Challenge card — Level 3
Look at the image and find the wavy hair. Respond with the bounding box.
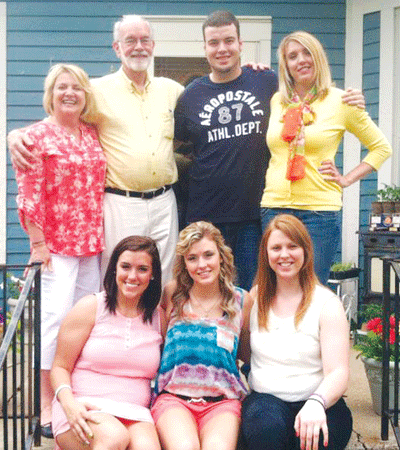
[172,221,237,320]
[255,214,318,330]
[103,236,162,323]
[42,63,94,122]
[278,31,332,104]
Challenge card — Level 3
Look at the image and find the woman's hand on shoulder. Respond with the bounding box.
[295,400,328,450]
[243,61,270,71]
[341,87,365,109]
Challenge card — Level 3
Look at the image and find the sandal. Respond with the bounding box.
[41,423,54,439]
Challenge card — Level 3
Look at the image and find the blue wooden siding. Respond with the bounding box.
[359,11,381,291]
[6,0,345,265]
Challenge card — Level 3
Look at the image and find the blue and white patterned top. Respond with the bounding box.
[155,287,248,400]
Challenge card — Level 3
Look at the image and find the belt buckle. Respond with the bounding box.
[187,397,206,404]
[126,190,130,198]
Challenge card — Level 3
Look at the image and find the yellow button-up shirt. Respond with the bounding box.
[89,68,184,191]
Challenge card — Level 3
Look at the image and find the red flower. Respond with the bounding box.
[367,317,383,334]
[366,316,398,344]
[390,329,396,345]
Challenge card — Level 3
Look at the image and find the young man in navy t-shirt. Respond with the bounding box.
[174,10,278,290]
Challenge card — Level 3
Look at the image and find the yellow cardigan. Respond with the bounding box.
[261,87,392,210]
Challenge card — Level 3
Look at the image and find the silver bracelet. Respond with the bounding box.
[55,384,72,400]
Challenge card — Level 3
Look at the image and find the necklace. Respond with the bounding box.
[189,292,222,318]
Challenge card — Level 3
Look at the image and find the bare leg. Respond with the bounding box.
[126,421,161,450]
[40,369,53,425]
[200,412,240,450]
[156,407,200,450]
[56,413,130,450]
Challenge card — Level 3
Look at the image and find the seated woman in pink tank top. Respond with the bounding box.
[50,236,165,450]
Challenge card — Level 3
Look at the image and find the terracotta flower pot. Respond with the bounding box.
[371,201,384,215]
[382,201,395,214]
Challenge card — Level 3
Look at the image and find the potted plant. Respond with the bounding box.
[329,262,361,280]
[391,185,400,213]
[373,184,400,214]
[354,303,399,415]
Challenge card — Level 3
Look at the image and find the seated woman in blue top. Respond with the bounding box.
[151,221,252,450]
[241,214,352,450]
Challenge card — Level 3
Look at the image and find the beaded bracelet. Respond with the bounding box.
[55,384,72,400]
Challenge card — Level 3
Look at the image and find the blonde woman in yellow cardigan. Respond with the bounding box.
[260,31,392,285]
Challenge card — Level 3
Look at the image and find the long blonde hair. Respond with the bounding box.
[278,31,332,104]
[255,214,318,330]
[172,221,237,320]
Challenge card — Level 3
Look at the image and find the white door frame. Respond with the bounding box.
[145,15,272,72]
[343,0,399,266]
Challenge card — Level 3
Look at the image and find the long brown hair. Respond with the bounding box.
[103,236,162,323]
[255,214,318,330]
[172,221,237,320]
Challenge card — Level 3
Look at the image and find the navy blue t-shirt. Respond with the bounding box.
[174,67,278,224]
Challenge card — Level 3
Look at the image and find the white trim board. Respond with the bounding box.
[343,0,400,265]
[145,15,272,72]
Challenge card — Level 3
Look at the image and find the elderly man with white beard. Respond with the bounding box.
[91,15,183,283]
[10,15,184,285]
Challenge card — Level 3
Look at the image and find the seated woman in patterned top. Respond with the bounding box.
[151,221,252,450]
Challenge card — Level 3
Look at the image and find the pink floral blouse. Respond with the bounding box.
[15,121,107,257]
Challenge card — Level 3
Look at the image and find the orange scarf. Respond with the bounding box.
[281,87,317,181]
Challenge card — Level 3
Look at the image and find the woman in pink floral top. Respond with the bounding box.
[14,63,106,437]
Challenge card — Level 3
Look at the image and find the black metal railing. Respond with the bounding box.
[381,256,400,445]
[0,264,41,450]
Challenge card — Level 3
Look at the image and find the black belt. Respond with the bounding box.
[163,391,225,403]
[105,185,171,199]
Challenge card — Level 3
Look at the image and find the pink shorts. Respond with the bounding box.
[151,393,241,431]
